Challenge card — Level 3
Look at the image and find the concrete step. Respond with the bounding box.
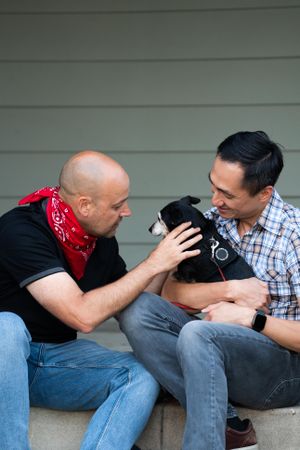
[28,327,300,449]
[29,403,300,450]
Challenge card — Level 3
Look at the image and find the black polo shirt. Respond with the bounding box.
[0,202,127,343]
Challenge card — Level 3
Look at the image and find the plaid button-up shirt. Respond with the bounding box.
[205,189,300,320]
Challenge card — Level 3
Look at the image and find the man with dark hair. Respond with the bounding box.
[0,150,202,450]
[120,131,300,450]
[217,130,283,195]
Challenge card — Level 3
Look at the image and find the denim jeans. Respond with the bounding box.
[119,292,300,450]
[0,311,159,450]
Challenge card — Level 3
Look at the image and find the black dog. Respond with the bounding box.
[149,196,254,283]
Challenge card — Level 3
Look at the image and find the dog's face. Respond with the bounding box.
[149,196,208,237]
[149,195,254,286]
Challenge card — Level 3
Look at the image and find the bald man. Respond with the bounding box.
[0,151,201,450]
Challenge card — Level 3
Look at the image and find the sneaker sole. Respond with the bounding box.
[231,445,259,450]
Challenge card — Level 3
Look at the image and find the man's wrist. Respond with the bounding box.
[223,280,236,301]
[142,257,161,279]
[243,308,257,328]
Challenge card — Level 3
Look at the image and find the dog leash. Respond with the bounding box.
[211,258,227,281]
[210,237,227,282]
[172,239,227,312]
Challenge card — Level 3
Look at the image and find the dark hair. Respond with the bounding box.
[217,131,284,196]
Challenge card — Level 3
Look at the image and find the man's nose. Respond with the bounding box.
[120,202,132,217]
[211,191,223,207]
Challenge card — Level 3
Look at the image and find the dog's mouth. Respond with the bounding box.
[149,212,169,237]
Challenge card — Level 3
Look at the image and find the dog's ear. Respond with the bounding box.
[180,196,201,206]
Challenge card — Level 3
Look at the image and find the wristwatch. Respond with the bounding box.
[251,310,267,332]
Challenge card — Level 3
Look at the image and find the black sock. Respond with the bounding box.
[227,416,248,431]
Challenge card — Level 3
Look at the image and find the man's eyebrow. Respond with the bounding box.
[112,197,128,207]
[208,172,234,197]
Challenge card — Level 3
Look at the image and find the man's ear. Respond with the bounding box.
[77,196,92,217]
[259,186,273,204]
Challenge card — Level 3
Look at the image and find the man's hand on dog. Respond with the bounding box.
[146,222,202,273]
[227,278,270,312]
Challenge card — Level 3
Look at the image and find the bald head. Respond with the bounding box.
[59,150,128,200]
[58,151,131,237]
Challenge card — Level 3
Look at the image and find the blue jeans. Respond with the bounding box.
[119,293,300,450]
[0,311,159,450]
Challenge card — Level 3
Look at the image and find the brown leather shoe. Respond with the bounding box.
[226,419,258,450]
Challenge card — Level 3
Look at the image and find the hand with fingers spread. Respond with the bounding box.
[146,222,202,274]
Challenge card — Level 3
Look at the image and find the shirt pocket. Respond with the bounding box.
[254,257,287,285]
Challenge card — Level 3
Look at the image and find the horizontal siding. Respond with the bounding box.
[1,2,299,269]
[0,106,299,152]
[1,0,300,13]
[0,8,299,60]
[0,150,298,199]
[1,59,300,106]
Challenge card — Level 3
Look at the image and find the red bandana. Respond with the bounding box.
[19,186,97,280]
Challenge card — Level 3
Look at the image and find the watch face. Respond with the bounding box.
[215,247,229,261]
[252,311,267,332]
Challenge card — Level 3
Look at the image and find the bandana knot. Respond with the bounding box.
[19,186,97,279]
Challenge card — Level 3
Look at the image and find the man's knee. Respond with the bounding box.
[177,321,246,366]
[119,292,162,332]
[111,353,160,399]
[0,312,31,356]
[177,320,219,357]
[131,361,160,398]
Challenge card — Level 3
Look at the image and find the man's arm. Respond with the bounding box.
[161,273,270,311]
[144,272,169,294]
[202,301,300,352]
[27,223,201,333]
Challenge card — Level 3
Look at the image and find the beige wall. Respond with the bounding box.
[0,0,300,267]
